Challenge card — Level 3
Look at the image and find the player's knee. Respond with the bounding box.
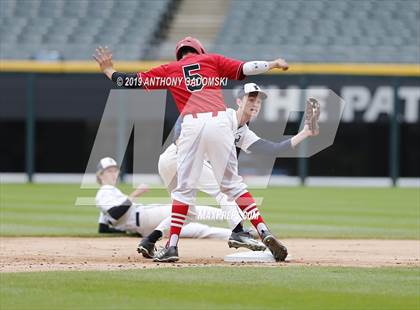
[220,184,247,201]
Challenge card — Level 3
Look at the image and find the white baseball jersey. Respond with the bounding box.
[225,108,261,154]
[96,185,137,233]
[96,185,231,239]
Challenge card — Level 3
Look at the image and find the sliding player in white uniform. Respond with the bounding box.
[138,83,320,259]
[95,157,242,240]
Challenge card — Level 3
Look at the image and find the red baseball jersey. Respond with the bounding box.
[136,53,246,115]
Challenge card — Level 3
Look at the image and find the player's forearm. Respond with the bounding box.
[128,192,142,200]
[290,128,311,148]
[111,72,142,88]
[248,138,293,155]
[268,61,280,70]
[129,184,149,199]
[103,67,116,80]
[242,59,288,75]
[242,61,270,75]
[248,129,311,155]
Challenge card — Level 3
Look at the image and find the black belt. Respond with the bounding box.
[135,211,140,227]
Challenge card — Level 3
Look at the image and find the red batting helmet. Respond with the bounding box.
[175,36,206,60]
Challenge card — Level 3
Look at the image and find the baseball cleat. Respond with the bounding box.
[137,238,156,259]
[261,231,288,262]
[247,228,260,240]
[153,246,179,262]
[228,231,266,251]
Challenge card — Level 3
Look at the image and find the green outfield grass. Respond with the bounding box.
[0,184,419,239]
[1,266,419,310]
[1,184,419,310]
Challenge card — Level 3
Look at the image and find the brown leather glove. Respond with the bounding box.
[304,98,321,135]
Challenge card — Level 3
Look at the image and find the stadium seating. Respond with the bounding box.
[213,0,419,63]
[0,0,174,60]
[0,0,418,63]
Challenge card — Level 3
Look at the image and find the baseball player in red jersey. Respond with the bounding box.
[94,37,289,262]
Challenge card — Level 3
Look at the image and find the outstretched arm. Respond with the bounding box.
[247,138,292,155]
[93,46,141,87]
[247,98,321,155]
[247,124,316,156]
[128,184,149,201]
[243,58,289,75]
[290,124,316,148]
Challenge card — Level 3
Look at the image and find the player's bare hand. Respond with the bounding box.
[137,183,149,193]
[273,58,289,71]
[131,183,149,198]
[93,46,114,72]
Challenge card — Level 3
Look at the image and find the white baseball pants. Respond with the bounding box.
[171,111,248,206]
[138,204,230,240]
[159,141,245,230]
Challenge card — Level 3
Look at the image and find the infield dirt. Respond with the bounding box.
[1,237,419,272]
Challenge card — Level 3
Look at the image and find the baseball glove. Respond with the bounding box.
[304,98,321,135]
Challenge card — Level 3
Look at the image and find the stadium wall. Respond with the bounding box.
[0,61,419,186]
